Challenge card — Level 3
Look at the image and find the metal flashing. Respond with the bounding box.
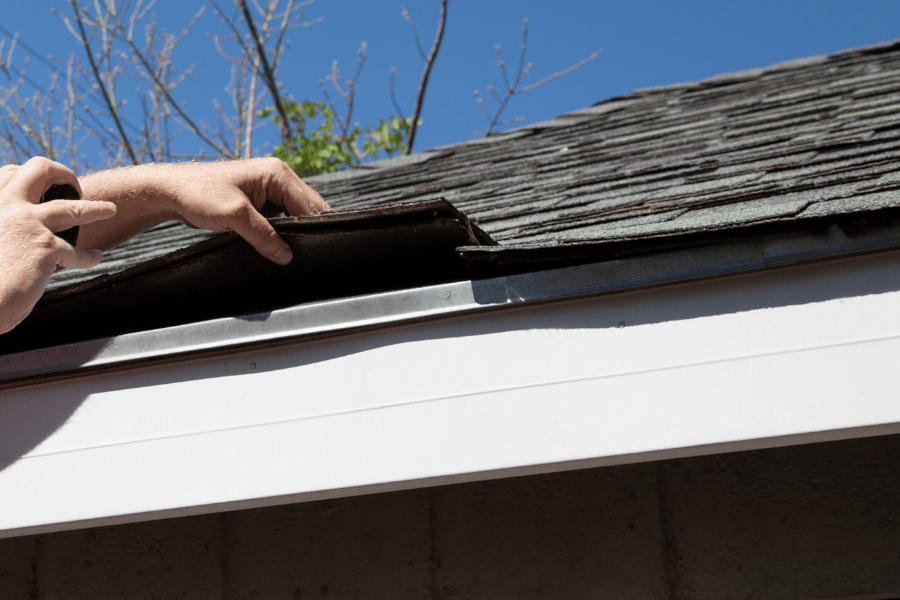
[3,219,900,389]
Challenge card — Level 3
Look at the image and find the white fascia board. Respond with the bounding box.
[2,245,900,537]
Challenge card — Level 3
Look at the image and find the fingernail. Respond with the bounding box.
[274,246,293,265]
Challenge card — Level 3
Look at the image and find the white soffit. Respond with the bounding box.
[1,229,900,537]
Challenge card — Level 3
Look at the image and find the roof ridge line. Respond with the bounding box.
[624,38,900,99]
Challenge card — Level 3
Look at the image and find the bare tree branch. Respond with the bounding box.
[210,0,255,59]
[244,54,261,158]
[238,0,293,146]
[210,0,315,158]
[324,42,367,139]
[68,0,138,164]
[515,17,529,83]
[496,44,511,92]
[15,11,148,139]
[488,84,501,104]
[0,36,114,162]
[318,77,337,118]
[400,6,427,62]
[114,22,230,156]
[210,0,260,158]
[0,1,595,173]
[472,90,491,119]
[389,66,404,119]
[406,0,448,155]
[476,18,601,136]
[516,49,602,94]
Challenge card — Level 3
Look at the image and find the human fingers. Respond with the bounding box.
[3,157,81,205]
[55,240,104,269]
[35,199,117,233]
[287,174,330,214]
[257,157,330,216]
[225,198,294,265]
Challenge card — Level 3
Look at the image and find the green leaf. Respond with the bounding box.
[265,100,413,177]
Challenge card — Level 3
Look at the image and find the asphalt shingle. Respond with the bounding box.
[49,38,900,290]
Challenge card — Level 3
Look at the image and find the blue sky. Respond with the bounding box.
[2,1,898,161]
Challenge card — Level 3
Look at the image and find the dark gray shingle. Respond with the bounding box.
[50,38,900,290]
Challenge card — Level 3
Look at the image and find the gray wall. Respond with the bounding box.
[2,434,899,600]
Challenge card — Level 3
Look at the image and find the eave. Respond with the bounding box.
[2,219,900,538]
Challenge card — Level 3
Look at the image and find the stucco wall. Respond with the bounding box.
[2,434,899,600]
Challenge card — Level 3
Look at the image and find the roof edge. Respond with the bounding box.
[629,38,900,98]
[5,214,900,388]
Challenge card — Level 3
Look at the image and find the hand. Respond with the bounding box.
[78,158,330,265]
[170,158,330,265]
[0,157,116,334]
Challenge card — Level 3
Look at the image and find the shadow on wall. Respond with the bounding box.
[2,248,899,475]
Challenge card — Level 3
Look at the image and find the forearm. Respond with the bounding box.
[76,164,179,251]
[74,158,327,263]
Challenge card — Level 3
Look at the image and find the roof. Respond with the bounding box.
[45,38,900,293]
[322,50,900,246]
[313,39,900,248]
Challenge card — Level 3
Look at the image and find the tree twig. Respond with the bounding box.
[477,18,601,136]
[496,44,511,92]
[238,0,294,146]
[400,7,427,62]
[517,49,602,94]
[115,26,230,156]
[0,33,120,154]
[68,0,138,164]
[245,54,261,158]
[325,42,367,139]
[515,18,529,83]
[0,19,123,129]
[211,0,313,157]
[389,67,404,118]
[271,0,295,72]
[406,0,448,155]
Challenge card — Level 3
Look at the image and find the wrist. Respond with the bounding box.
[77,164,182,250]
[82,164,180,222]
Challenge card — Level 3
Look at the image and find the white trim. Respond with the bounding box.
[1,249,900,538]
